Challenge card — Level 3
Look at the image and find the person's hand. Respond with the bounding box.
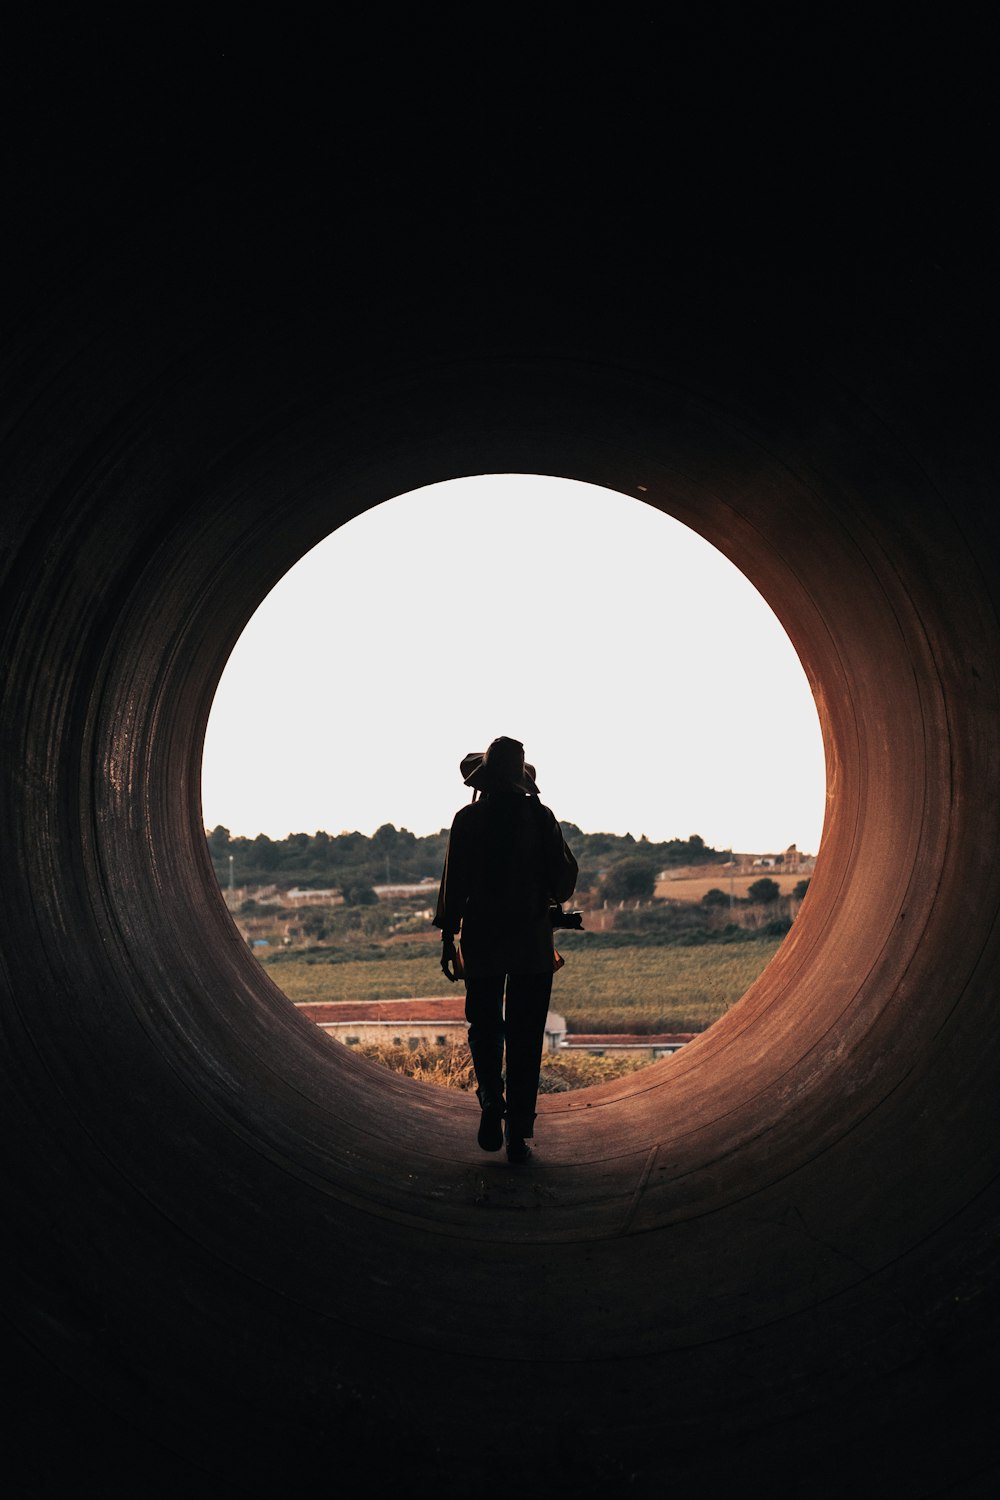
[440,938,460,983]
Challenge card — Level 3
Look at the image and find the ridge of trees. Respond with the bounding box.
[205,822,726,893]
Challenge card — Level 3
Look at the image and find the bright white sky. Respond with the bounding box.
[201,475,826,855]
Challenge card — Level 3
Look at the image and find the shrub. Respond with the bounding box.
[239,897,284,916]
[299,908,331,939]
[598,856,658,903]
[342,883,379,906]
[747,877,781,905]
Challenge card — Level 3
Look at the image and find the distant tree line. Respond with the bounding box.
[206,822,726,895]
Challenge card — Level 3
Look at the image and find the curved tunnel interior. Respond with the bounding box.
[4,152,1000,1494]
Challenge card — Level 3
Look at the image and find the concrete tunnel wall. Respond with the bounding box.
[3,115,1000,1497]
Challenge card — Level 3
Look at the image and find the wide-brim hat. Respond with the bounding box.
[461,737,539,795]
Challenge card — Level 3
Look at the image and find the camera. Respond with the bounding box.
[549,903,584,930]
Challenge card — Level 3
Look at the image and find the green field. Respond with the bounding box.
[547,939,782,1031]
[263,936,782,1034]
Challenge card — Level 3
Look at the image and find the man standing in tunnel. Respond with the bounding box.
[435,737,579,1163]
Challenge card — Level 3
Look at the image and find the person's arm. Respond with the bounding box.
[439,933,460,983]
[545,807,579,904]
[433,811,469,982]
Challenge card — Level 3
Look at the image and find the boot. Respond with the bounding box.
[476,1086,505,1152]
[504,1120,532,1164]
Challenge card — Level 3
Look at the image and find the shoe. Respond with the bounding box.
[505,1132,532,1165]
[477,1098,505,1152]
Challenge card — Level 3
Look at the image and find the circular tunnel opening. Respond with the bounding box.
[85,357,961,1234]
[200,472,826,1104]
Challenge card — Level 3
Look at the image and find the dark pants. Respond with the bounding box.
[465,971,553,1138]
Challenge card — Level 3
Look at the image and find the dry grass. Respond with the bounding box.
[343,1037,654,1091]
[537,1051,654,1090]
[350,1038,478,1089]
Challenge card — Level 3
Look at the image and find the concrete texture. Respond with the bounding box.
[2,36,998,1498]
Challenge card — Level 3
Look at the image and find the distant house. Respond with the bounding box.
[750,847,816,874]
[297,1001,696,1062]
[372,881,440,901]
[297,997,567,1054]
[561,1032,695,1059]
[284,888,344,904]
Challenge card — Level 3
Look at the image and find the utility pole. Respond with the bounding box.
[229,854,234,894]
[729,847,735,910]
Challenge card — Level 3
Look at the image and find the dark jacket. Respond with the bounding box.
[434,790,578,977]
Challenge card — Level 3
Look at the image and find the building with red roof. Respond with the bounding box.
[296,1000,694,1059]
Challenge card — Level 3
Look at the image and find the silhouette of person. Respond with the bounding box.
[435,737,578,1163]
